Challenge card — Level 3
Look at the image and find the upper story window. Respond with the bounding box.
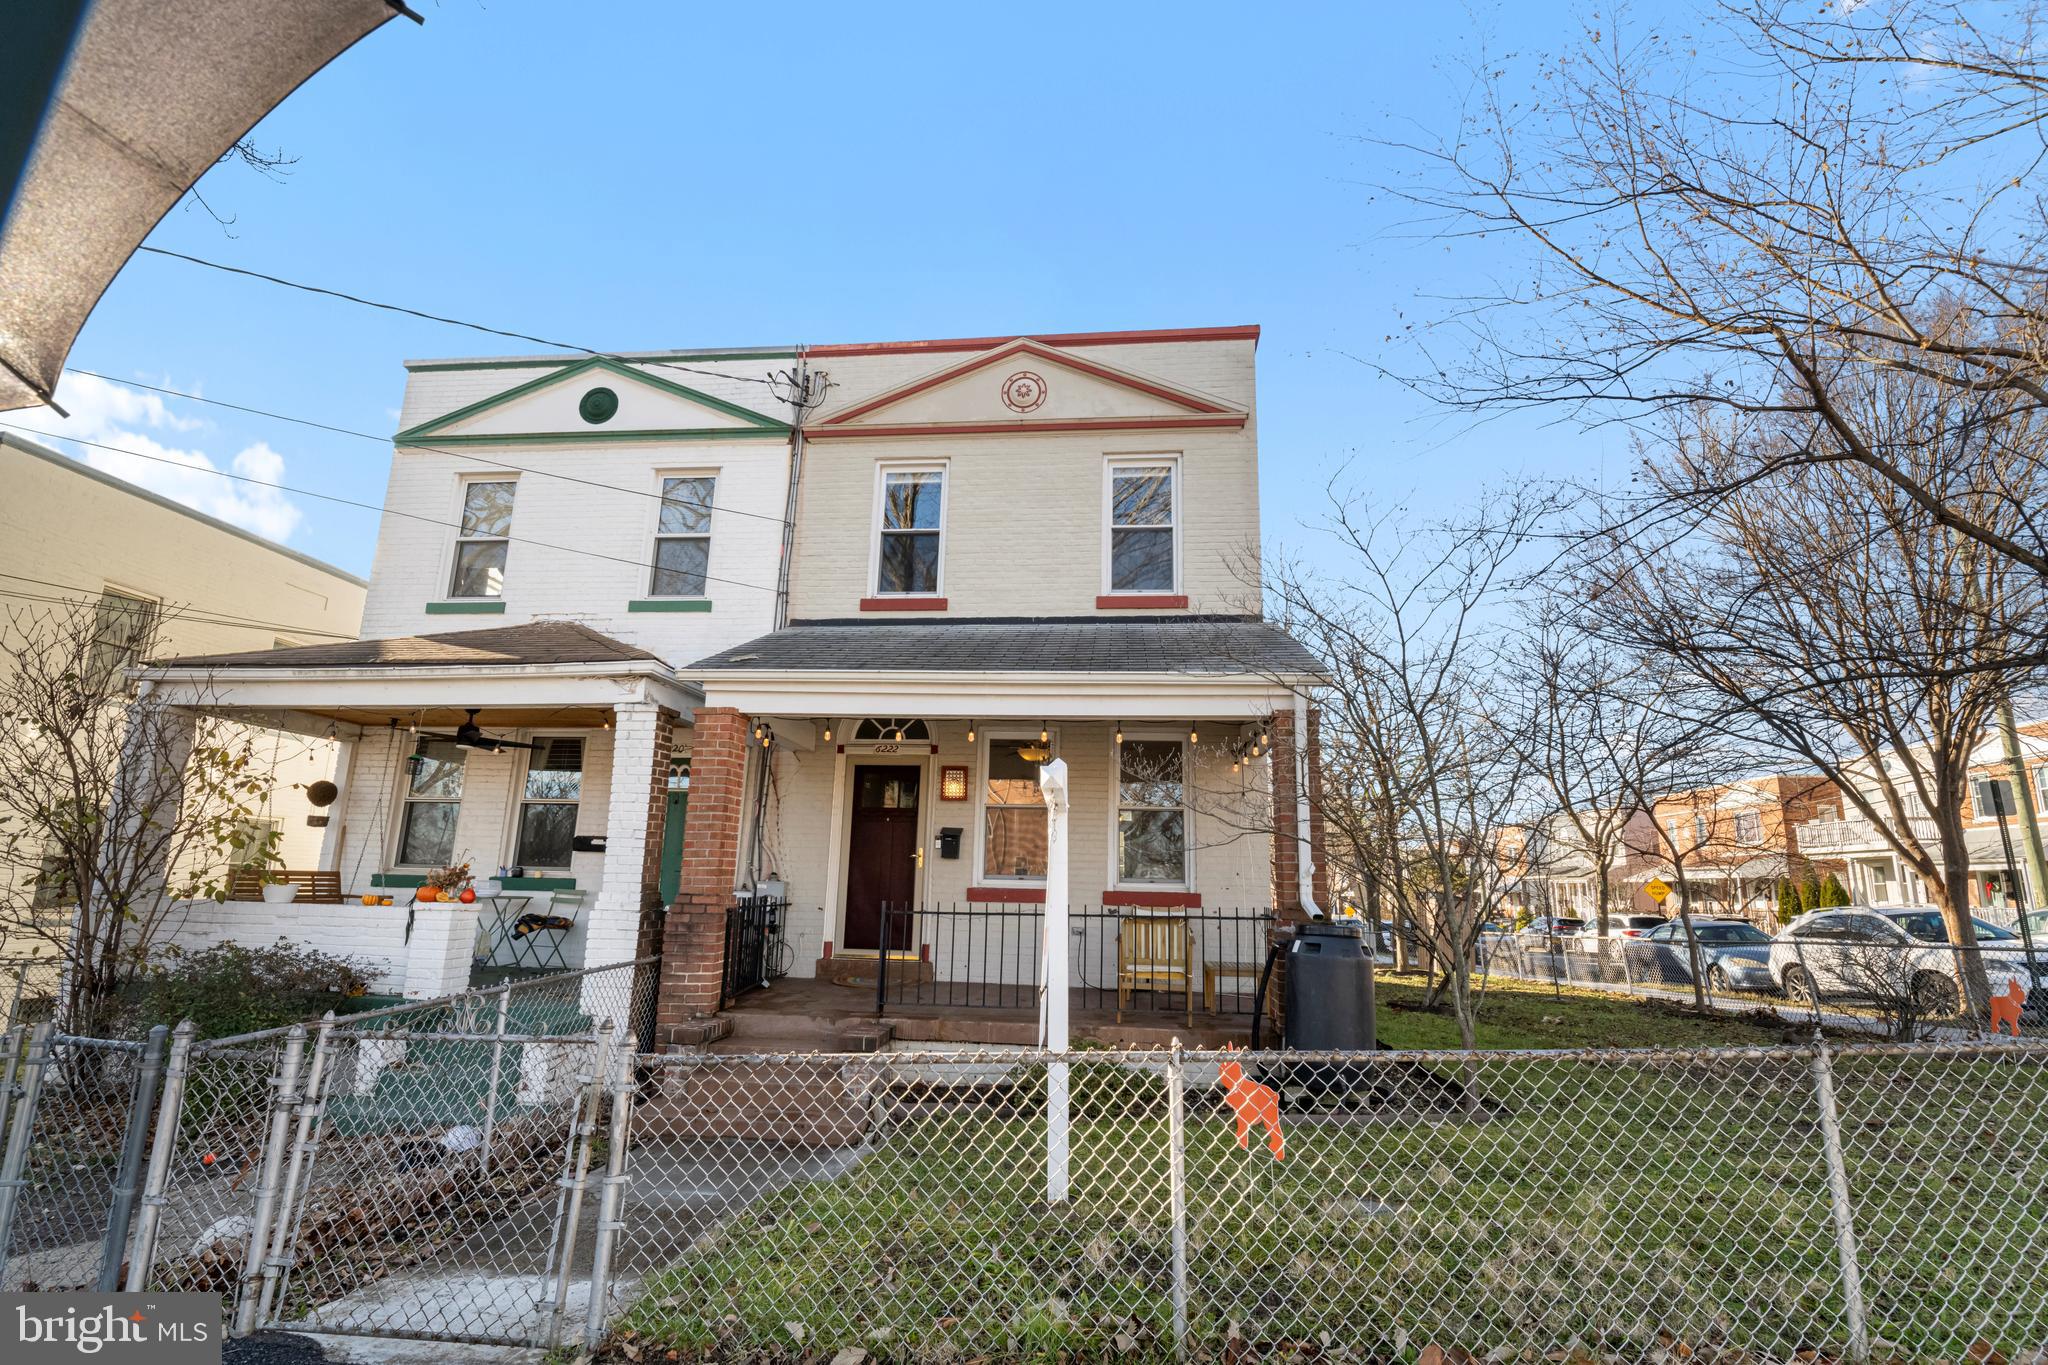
[2036,765,2048,811]
[1106,461,1178,594]
[1974,776,2016,819]
[652,475,715,597]
[875,468,944,595]
[90,588,160,688]
[398,740,465,866]
[451,479,515,598]
[1733,811,1762,845]
[516,737,584,870]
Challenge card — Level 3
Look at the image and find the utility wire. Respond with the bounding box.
[135,246,787,390]
[0,422,785,596]
[0,587,358,643]
[61,367,792,526]
[0,570,360,641]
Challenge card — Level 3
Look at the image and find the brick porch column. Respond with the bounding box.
[656,705,749,1033]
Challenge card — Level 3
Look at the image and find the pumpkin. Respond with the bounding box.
[360,894,377,906]
[418,887,438,903]
[381,897,395,906]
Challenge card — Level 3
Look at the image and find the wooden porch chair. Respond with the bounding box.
[1116,913,1195,1026]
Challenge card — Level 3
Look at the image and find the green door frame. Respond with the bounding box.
[658,789,689,904]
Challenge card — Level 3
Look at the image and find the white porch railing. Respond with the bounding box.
[1795,814,1939,852]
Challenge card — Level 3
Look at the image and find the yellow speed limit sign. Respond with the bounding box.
[1643,877,1672,904]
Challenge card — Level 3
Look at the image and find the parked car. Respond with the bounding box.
[1768,907,2042,1014]
[1574,913,1670,940]
[1622,917,1775,991]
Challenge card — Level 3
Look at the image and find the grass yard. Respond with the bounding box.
[611,1049,2048,1364]
[1373,969,1813,1049]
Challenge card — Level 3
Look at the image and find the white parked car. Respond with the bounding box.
[1769,906,2043,1016]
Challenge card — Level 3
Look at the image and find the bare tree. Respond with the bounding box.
[1572,366,2048,1016]
[1390,0,2048,592]
[1266,487,1553,1046]
[0,602,279,1036]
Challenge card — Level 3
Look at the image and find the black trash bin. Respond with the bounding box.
[1283,920,1376,1051]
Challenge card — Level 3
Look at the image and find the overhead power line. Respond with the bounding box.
[62,368,792,527]
[0,422,784,597]
[134,246,788,391]
[0,579,358,642]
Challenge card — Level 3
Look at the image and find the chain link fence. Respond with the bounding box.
[0,957,656,1315]
[8,974,2048,1361]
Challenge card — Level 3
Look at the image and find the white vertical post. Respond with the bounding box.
[1039,757,1071,1205]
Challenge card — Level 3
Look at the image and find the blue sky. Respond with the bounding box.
[23,0,1617,582]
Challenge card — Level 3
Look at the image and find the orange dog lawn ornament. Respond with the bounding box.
[1990,978,2027,1038]
[1217,1043,1285,1161]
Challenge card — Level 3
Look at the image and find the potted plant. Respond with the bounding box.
[259,857,299,905]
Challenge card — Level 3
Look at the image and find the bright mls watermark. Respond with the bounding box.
[4,1294,219,1365]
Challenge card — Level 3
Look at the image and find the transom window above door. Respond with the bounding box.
[876,468,944,595]
[853,718,930,742]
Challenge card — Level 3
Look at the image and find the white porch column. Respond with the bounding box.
[582,699,663,1026]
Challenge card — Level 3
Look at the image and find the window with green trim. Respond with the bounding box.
[516,737,584,870]
[450,480,515,597]
[651,476,714,596]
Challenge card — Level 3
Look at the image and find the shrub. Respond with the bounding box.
[1818,872,1850,907]
[1776,880,1803,925]
[1797,873,1823,912]
[131,939,369,1038]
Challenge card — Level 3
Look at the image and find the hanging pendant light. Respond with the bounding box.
[1039,722,1049,745]
[967,720,977,743]
[1189,723,1200,744]
[1115,722,1124,745]
[822,722,833,743]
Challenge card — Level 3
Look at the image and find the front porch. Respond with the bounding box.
[137,622,700,1018]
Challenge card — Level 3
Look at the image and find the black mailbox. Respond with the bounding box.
[936,827,963,859]
[571,834,607,854]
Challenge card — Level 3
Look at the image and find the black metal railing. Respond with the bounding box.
[722,894,789,1006]
[872,902,1276,1017]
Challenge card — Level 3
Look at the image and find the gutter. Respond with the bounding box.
[1293,691,1325,921]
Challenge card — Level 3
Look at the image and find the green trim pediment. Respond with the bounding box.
[395,356,792,446]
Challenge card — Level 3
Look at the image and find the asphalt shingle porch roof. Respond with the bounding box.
[689,616,1324,677]
[149,621,662,672]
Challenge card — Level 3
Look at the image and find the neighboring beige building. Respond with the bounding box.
[0,433,366,947]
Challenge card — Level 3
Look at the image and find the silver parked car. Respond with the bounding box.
[1769,907,2041,1014]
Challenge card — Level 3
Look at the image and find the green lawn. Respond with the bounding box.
[1373,970,1814,1050]
[611,1049,2048,1364]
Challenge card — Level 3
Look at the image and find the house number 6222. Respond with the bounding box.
[871,743,900,753]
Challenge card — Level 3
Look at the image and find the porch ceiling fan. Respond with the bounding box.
[415,709,537,753]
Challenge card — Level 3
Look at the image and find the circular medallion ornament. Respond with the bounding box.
[1000,371,1048,413]
[578,386,619,424]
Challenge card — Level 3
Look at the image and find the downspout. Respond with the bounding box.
[1293,691,1325,920]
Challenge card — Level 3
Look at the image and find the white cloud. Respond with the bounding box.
[35,372,305,544]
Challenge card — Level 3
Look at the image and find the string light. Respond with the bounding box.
[1189,723,1200,744]
[1039,722,1049,745]
[967,721,977,742]
[1115,722,1124,745]
[821,722,833,743]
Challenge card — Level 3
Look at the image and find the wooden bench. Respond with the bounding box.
[1203,959,1270,1015]
[227,868,343,904]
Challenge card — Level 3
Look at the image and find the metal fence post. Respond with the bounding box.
[1165,1038,1190,1362]
[482,985,511,1177]
[96,1022,169,1290]
[543,1021,614,1351]
[255,1012,339,1328]
[0,1026,23,1151]
[125,1020,195,1290]
[1809,1036,1869,1365]
[0,1020,54,1266]
[233,1024,307,1338]
[582,1041,638,1352]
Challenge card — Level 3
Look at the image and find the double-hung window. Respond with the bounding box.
[652,476,714,597]
[1733,811,1762,844]
[516,737,584,870]
[1974,777,2016,818]
[981,737,1048,881]
[398,741,465,866]
[1117,738,1189,885]
[876,468,943,595]
[90,588,159,688]
[1107,462,1178,593]
[450,479,515,598]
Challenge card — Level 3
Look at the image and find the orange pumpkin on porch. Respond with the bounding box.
[417,887,438,903]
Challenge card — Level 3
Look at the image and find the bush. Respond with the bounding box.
[131,939,369,1038]
[1819,872,1850,907]
[1776,880,1803,926]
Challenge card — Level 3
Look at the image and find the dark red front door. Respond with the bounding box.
[843,765,921,952]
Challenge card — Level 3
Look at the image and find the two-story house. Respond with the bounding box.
[136,327,1327,1035]
[1795,723,2048,914]
[1635,774,1843,924]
